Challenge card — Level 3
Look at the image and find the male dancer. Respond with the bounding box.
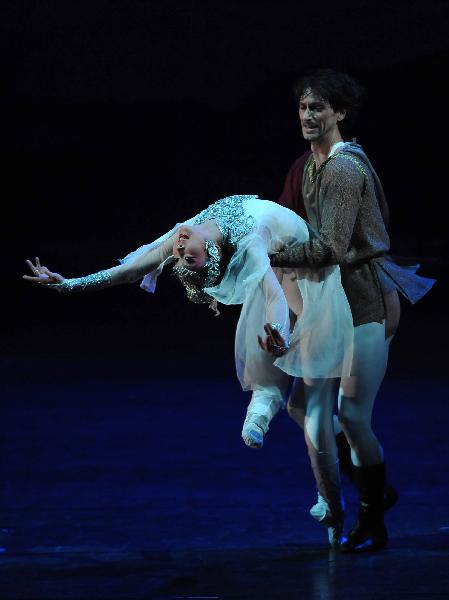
[271,68,424,551]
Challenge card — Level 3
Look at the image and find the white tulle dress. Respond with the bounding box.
[120,195,354,395]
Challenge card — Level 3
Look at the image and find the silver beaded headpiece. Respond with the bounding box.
[173,240,221,310]
[172,195,258,314]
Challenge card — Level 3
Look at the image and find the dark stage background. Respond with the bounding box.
[4,0,448,368]
[2,2,449,599]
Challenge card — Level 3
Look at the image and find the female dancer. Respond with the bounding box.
[24,194,355,547]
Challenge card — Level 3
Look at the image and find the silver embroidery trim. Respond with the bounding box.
[193,195,258,246]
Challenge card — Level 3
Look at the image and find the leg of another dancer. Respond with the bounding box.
[288,379,344,466]
[288,378,353,528]
[289,381,387,492]
[300,377,344,548]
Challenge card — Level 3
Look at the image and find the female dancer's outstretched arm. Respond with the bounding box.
[22,233,177,292]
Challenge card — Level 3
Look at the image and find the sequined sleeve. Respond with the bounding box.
[56,269,113,292]
[55,231,178,293]
[271,157,365,268]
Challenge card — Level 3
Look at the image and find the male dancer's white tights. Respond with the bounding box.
[288,320,393,514]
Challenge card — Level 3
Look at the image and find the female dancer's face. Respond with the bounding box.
[172,226,207,270]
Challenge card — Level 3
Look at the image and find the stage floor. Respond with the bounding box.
[1,355,448,599]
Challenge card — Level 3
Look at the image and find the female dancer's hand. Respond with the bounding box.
[257,323,288,357]
[22,257,65,289]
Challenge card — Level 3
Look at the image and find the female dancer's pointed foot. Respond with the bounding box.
[310,494,344,549]
[241,388,283,449]
[241,419,266,448]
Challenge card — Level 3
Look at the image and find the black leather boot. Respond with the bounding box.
[336,432,354,481]
[341,463,388,552]
[336,433,398,512]
[383,483,399,511]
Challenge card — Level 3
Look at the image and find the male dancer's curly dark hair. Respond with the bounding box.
[294,68,365,134]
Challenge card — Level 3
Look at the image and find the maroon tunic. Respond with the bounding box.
[274,146,434,326]
[277,150,311,220]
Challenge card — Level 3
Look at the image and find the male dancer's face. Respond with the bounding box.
[299,90,345,143]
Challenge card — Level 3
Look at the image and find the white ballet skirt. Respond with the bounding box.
[120,196,354,391]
